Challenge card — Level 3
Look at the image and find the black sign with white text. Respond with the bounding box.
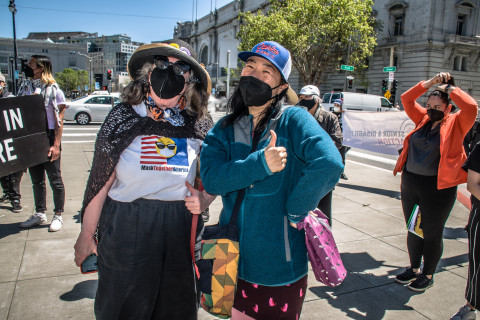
[0,95,49,177]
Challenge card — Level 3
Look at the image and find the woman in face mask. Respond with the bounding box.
[200,41,343,319]
[74,40,216,320]
[394,72,478,292]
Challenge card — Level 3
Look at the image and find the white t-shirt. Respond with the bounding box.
[108,103,203,202]
[46,89,66,129]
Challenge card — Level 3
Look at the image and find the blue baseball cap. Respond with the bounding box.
[334,99,343,105]
[238,41,292,82]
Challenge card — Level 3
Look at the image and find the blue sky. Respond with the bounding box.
[0,0,232,43]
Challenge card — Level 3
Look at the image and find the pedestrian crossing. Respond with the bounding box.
[62,123,100,143]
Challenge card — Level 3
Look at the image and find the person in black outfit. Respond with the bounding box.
[298,85,342,225]
[0,72,23,213]
[450,143,480,320]
[332,99,350,180]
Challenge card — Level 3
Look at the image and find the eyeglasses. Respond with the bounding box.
[156,142,176,150]
[154,56,191,75]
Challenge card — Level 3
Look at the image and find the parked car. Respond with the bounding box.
[322,92,398,112]
[64,94,122,125]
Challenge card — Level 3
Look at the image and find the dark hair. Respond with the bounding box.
[426,75,455,108]
[221,84,288,132]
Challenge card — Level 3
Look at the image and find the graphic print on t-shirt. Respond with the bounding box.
[140,136,188,168]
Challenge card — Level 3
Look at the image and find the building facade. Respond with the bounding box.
[174,0,272,94]
[0,32,142,93]
[317,0,480,105]
[174,0,480,104]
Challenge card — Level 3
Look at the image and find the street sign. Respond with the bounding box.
[341,65,354,71]
[389,71,394,82]
[383,66,396,72]
[384,91,391,99]
[14,70,19,79]
[95,82,100,90]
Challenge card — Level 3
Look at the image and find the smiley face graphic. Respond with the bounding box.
[155,137,177,158]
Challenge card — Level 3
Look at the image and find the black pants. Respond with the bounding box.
[29,156,65,213]
[0,170,23,201]
[466,203,480,309]
[401,170,457,275]
[318,189,333,226]
[28,130,65,214]
[95,197,203,320]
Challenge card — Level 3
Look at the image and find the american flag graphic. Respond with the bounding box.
[140,136,167,165]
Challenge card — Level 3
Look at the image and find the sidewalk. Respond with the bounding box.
[0,142,470,320]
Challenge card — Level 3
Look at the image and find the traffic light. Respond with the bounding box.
[382,79,387,91]
[346,76,354,90]
[107,69,112,81]
[392,80,398,93]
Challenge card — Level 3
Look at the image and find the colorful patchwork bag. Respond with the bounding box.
[296,208,347,287]
[194,189,244,318]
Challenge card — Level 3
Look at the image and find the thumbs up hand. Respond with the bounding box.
[264,130,287,173]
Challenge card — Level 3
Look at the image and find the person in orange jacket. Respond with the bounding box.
[394,72,478,292]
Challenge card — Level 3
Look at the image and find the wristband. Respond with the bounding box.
[445,84,452,93]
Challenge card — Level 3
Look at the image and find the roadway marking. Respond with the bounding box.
[347,159,397,174]
[62,133,98,137]
[348,150,397,166]
[63,127,100,131]
[61,140,96,143]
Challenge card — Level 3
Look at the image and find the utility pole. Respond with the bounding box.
[8,0,18,95]
[226,50,230,99]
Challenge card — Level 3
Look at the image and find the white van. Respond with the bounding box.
[322,92,398,112]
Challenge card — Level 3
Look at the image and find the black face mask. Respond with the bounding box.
[238,76,281,107]
[427,109,445,122]
[299,99,316,110]
[24,66,34,78]
[150,66,186,99]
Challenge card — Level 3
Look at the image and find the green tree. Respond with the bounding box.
[55,68,88,94]
[237,0,378,86]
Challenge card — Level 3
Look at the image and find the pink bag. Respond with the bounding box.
[296,209,347,287]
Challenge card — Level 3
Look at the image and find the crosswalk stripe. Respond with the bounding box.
[62,133,98,137]
[61,140,96,143]
[63,127,100,131]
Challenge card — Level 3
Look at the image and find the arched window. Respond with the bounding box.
[456,1,476,36]
[461,57,468,71]
[200,46,208,65]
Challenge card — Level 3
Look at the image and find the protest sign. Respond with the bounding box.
[343,111,414,155]
[0,95,49,176]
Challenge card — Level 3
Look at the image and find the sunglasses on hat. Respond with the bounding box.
[154,56,191,76]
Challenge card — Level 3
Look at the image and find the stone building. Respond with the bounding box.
[174,0,271,95]
[174,0,480,104]
[322,0,480,105]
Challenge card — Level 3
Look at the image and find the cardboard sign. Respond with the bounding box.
[0,95,49,176]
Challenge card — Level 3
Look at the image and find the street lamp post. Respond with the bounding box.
[75,52,102,92]
[8,0,18,95]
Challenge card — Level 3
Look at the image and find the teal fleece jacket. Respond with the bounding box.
[200,106,343,286]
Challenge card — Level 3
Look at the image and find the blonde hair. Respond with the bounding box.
[32,55,56,85]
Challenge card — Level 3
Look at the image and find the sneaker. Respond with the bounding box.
[19,212,47,228]
[451,305,476,320]
[340,173,348,180]
[0,193,9,203]
[408,274,434,292]
[49,214,63,232]
[395,267,420,284]
[11,200,23,213]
